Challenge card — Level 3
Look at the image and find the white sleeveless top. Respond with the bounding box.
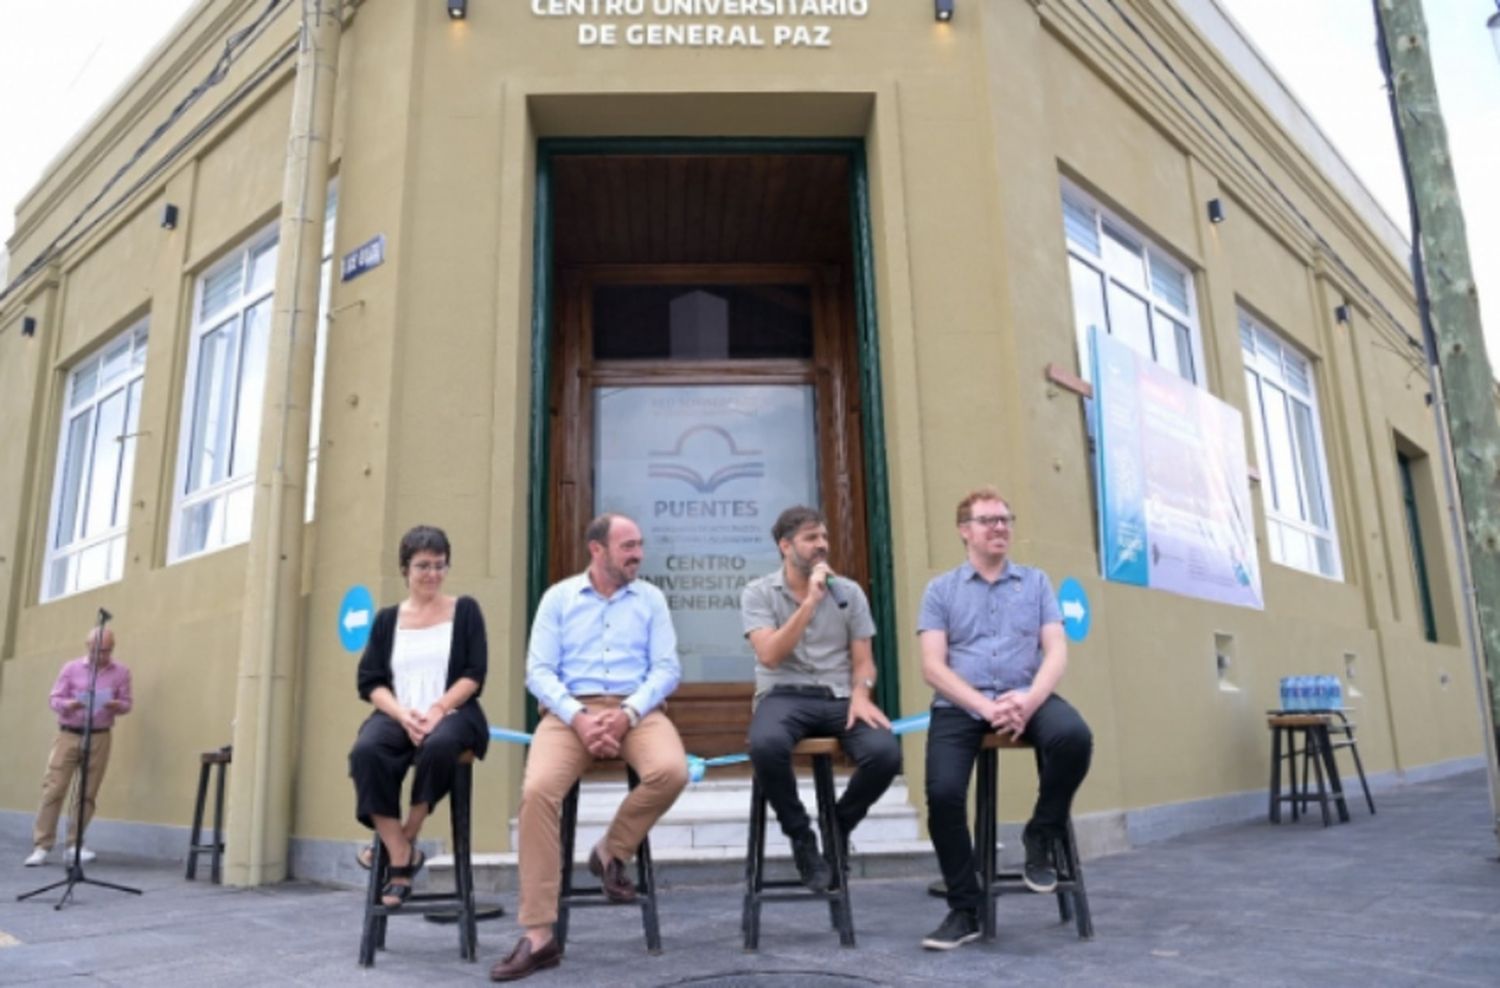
[391,621,452,712]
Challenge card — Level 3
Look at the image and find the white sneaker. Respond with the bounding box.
[71,846,97,863]
[23,846,48,866]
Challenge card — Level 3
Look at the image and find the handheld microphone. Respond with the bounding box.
[98,608,113,622]
[823,574,850,610]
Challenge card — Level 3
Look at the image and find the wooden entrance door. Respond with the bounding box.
[549,264,868,758]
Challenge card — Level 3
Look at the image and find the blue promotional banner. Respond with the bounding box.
[1091,330,1263,609]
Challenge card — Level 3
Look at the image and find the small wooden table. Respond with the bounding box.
[1266,713,1350,827]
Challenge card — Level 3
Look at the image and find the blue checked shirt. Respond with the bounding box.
[917,561,1062,717]
[526,572,682,725]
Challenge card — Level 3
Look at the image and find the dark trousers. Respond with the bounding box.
[349,710,484,828]
[925,695,1093,913]
[747,688,903,839]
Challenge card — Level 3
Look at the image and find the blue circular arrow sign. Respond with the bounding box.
[1057,578,1091,642]
[338,585,375,653]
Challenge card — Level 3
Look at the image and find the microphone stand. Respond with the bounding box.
[18,608,142,909]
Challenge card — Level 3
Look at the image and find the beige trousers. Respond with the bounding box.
[34,729,112,850]
[517,696,688,928]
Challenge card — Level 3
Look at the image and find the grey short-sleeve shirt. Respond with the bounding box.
[740,569,876,700]
[917,561,1061,712]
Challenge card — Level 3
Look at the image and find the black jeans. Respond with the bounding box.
[349,710,484,829]
[925,694,1093,913]
[747,687,903,839]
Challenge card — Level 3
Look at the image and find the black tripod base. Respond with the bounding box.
[17,864,142,909]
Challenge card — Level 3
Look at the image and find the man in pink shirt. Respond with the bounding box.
[24,628,133,867]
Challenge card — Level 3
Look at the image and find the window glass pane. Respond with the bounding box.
[1105,283,1154,360]
[1062,196,1100,257]
[1171,318,1196,382]
[55,411,93,548]
[223,485,255,546]
[76,541,110,591]
[322,188,339,257]
[1260,380,1305,521]
[1101,223,1145,288]
[1290,398,1328,528]
[70,359,99,407]
[1067,257,1108,368]
[231,300,272,478]
[1283,347,1312,398]
[187,324,238,493]
[1280,522,1313,573]
[179,499,219,557]
[1148,251,1189,314]
[114,378,143,528]
[248,240,278,295]
[81,389,126,539]
[200,261,243,322]
[132,327,149,367]
[1239,315,1256,353]
[593,284,813,361]
[48,555,74,600]
[99,337,132,388]
[1314,536,1336,578]
[1244,369,1269,480]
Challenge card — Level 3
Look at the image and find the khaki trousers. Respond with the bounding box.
[517,696,688,928]
[33,730,112,851]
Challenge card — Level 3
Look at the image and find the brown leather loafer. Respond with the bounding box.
[489,936,561,981]
[588,845,638,903]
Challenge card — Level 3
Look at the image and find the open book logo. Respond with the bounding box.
[649,425,764,493]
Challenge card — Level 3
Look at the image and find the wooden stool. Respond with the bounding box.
[556,762,662,954]
[1267,714,1349,827]
[742,737,856,951]
[976,734,1093,940]
[1300,711,1374,816]
[186,745,231,883]
[358,751,479,967]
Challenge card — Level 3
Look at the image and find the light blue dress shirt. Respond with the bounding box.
[526,572,683,725]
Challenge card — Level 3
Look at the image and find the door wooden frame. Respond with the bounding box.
[527,138,899,728]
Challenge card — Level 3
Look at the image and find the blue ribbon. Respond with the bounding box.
[489,710,932,783]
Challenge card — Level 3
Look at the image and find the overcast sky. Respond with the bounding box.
[1,0,1495,357]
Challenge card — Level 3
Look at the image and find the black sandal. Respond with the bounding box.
[378,847,427,908]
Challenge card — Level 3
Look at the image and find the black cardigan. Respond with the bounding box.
[356,594,490,759]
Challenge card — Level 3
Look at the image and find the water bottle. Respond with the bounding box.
[1296,676,1311,711]
[1286,676,1301,711]
[1330,676,1344,710]
[1279,677,1291,712]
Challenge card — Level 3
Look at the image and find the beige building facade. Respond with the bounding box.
[0,0,1483,885]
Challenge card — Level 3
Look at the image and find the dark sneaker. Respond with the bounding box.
[921,908,980,950]
[790,830,831,892]
[1022,830,1058,894]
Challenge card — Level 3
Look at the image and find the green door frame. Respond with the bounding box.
[526,137,900,720]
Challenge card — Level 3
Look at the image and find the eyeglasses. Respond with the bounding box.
[963,514,1016,529]
[410,561,449,574]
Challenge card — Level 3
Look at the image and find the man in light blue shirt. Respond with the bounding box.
[492,513,687,983]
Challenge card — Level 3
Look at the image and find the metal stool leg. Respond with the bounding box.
[186,762,209,880]
[1346,738,1375,814]
[1268,726,1283,823]
[978,747,998,941]
[555,781,580,952]
[813,754,855,947]
[1061,822,1093,939]
[451,763,476,962]
[358,837,388,966]
[625,767,663,955]
[742,776,766,951]
[210,759,227,884]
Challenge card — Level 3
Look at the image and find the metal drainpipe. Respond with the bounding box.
[227,0,342,887]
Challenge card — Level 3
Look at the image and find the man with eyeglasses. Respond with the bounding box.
[24,627,133,867]
[492,512,687,982]
[916,486,1092,951]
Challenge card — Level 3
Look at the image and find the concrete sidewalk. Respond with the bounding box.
[2,771,1498,987]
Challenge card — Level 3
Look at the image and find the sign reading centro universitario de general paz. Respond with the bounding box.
[1091,329,1264,610]
[530,0,870,48]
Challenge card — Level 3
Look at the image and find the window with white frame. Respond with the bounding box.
[44,320,149,601]
[1061,185,1202,383]
[1240,313,1342,579]
[172,225,279,559]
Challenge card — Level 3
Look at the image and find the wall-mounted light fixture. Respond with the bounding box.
[21,316,37,338]
[1207,198,1226,224]
[1334,303,1351,325]
[447,0,467,19]
[935,0,955,22]
[161,203,179,230]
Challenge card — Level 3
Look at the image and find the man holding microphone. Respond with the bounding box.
[740,505,901,891]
